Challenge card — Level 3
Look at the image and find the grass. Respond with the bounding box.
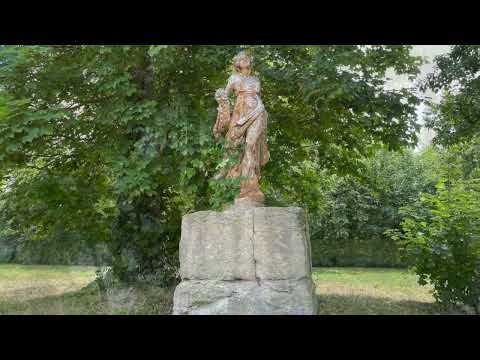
[0,264,461,315]
[313,267,460,315]
[0,264,173,315]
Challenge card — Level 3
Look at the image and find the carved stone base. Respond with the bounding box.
[173,206,318,315]
[173,278,318,315]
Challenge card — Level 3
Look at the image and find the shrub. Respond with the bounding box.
[311,148,439,267]
[393,179,480,312]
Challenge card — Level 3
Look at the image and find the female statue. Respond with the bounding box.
[213,51,270,205]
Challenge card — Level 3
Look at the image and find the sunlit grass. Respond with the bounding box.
[313,267,460,315]
[0,264,461,315]
[0,264,96,303]
[0,264,173,315]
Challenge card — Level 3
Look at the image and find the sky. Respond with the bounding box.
[385,45,451,150]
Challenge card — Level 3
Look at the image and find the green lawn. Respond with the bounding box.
[0,264,173,315]
[0,264,459,315]
[313,267,458,315]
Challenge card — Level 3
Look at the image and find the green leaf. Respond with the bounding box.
[22,128,41,143]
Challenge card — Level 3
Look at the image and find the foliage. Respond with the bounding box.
[0,166,113,265]
[392,136,480,311]
[0,177,16,262]
[424,45,480,146]
[0,220,16,263]
[393,178,480,312]
[396,46,480,310]
[312,175,383,266]
[0,45,422,284]
[311,148,440,267]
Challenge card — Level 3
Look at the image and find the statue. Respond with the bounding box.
[213,51,270,205]
[173,53,318,314]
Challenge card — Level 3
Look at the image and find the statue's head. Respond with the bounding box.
[233,51,253,74]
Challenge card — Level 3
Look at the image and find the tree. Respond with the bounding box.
[311,147,440,267]
[394,178,480,312]
[0,45,422,283]
[424,45,480,146]
[396,46,480,311]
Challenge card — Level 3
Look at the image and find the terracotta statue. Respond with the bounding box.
[213,51,270,205]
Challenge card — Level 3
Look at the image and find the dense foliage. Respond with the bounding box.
[393,139,480,312]
[424,45,480,146]
[311,148,440,267]
[393,45,480,312]
[0,45,422,284]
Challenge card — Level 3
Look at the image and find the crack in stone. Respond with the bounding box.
[251,209,260,286]
[175,207,318,314]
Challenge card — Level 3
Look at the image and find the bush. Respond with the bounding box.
[107,191,181,286]
[393,179,480,312]
[310,148,439,267]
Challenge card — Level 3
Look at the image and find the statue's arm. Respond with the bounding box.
[214,76,235,138]
[224,74,236,97]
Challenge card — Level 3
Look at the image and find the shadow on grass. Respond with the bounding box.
[314,267,410,276]
[316,294,461,315]
[0,282,175,315]
[0,275,460,315]
[2,290,459,315]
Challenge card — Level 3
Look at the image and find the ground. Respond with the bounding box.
[0,264,173,315]
[0,264,460,315]
[313,267,455,315]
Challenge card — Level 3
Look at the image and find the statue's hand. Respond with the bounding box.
[214,88,231,138]
[215,88,228,103]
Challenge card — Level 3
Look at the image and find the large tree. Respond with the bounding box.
[392,46,480,311]
[0,45,422,283]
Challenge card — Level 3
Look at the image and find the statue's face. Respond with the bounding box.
[239,57,251,71]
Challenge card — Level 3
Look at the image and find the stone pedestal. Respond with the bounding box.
[173,206,318,315]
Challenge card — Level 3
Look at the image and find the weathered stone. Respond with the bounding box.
[173,278,318,315]
[253,207,311,280]
[179,207,311,281]
[174,206,317,315]
[213,51,270,205]
[180,209,256,280]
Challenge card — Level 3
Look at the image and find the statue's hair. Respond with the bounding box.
[233,51,253,73]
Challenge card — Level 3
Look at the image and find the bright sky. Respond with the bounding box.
[386,45,451,150]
